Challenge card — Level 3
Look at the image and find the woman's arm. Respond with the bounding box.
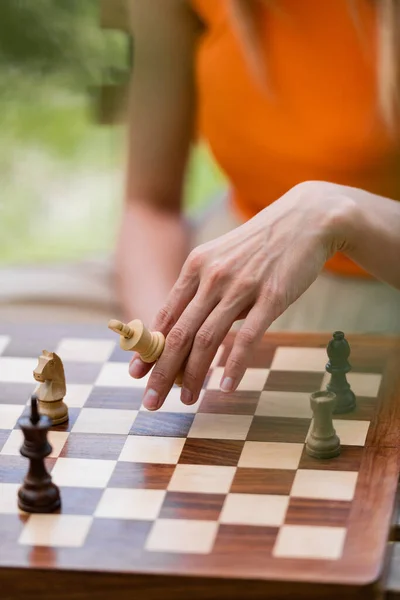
[130,180,400,410]
[335,184,400,289]
[115,0,200,324]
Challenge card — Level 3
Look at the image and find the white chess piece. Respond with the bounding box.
[306,390,340,459]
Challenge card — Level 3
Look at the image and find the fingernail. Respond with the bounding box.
[220,377,234,393]
[143,388,159,410]
[129,358,144,378]
[181,388,193,405]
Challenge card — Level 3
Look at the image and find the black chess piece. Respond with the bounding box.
[17,395,61,513]
[325,331,356,414]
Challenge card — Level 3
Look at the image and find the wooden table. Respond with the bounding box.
[0,323,400,599]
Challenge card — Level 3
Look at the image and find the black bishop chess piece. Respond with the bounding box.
[325,331,356,414]
[17,394,61,513]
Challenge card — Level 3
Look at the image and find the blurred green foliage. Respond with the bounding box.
[0,0,225,265]
[0,0,127,86]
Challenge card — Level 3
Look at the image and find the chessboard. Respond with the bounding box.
[1,323,400,600]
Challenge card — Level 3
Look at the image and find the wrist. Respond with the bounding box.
[324,188,362,255]
[298,181,361,255]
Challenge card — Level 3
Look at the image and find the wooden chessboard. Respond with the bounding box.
[1,324,400,600]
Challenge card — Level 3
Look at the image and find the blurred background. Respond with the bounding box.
[0,0,225,268]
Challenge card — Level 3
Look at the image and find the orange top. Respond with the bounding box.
[190,0,400,276]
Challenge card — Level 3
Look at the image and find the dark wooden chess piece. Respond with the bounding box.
[17,394,61,513]
[326,331,356,414]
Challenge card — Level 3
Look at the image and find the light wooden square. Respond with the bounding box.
[18,514,93,548]
[291,469,358,501]
[0,336,10,355]
[0,483,20,514]
[63,384,93,408]
[0,357,37,383]
[237,368,270,391]
[239,441,303,470]
[168,464,236,494]
[1,429,69,457]
[71,408,137,435]
[273,524,347,559]
[321,372,382,398]
[207,367,269,391]
[95,362,150,388]
[95,488,165,520]
[270,347,326,372]
[188,413,252,440]
[51,457,116,488]
[332,419,370,446]
[220,493,289,527]
[55,338,115,363]
[0,404,24,429]
[256,391,312,418]
[119,436,185,464]
[146,519,218,554]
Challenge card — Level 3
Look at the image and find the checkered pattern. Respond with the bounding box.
[0,333,383,566]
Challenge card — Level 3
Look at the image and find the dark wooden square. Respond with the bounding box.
[178,438,244,466]
[298,445,364,471]
[198,390,260,415]
[0,514,30,566]
[0,383,34,405]
[85,386,143,410]
[108,462,175,489]
[337,396,377,421]
[0,430,11,452]
[109,345,130,362]
[265,370,324,393]
[62,361,103,384]
[47,407,81,433]
[82,519,152,569]
[247,416,310,443]
[285,497,351,527]
[130,412,194,437]
[2,336,61,358]
[231,467,296,495]
[0,455,56,483]
[213,524,278,556]
[59,433,126,460]
[57,487,103,515]
[159,491,226,520]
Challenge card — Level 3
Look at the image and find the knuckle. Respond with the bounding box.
[150,368,170,388]
[181,367,197,388]
[206,261,227,286]
[186,247,205,273]
[195,327,215,350]
[226,354,244,372]
[167,326,191,351]
[155,306,175,331]
[237,327,257,348]
[232,276,258,297]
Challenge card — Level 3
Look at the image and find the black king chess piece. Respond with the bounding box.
[326,331,356,414]
[17,394,61,513]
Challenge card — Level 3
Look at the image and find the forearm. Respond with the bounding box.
[114,201,190,324]
[332,185,400,289]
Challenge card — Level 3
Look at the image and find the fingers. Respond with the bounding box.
[220,298,277,392]
[129,251,201,380]
[142,291,221,410]
[129,351,151,378]
[178,297,252,405]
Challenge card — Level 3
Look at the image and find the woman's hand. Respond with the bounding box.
[130,181,352,410]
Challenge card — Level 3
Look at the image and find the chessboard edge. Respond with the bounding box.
[366,352,400,448]
[0,564,386,600]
